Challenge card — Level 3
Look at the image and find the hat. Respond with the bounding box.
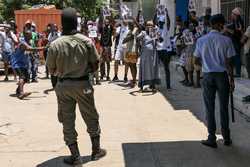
[210,14,225,25]
[25,20,32,25]
[146,21,154,27]
[31,22,36,27]
[232,7,243,16]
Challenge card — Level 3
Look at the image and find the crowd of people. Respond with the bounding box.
[1,4,250,165]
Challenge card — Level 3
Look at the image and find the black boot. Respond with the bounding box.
[64,143,82,165]
[91,136,107,161]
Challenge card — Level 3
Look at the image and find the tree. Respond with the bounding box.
[0,0,106,21]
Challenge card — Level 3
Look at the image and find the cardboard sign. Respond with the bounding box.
[189,0,196,12]
[182,29,194,45]
[157,4,166,16]
[102,6,111,17]
[121,4,131,18]
[88,24,98,38]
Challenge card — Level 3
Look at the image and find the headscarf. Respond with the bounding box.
[62,7,78,35]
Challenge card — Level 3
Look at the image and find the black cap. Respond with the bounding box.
[210,14,225,25]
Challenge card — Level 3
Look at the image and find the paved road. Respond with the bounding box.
[0,66,250,167]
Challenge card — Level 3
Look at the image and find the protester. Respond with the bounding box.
[241,26,250,79]
[194,14,235,148]
[46,8,106,165]
[12,29,44,99]
[137,21,160,92]
[123,21,138,88]
[113,19,129,82]
[156,7,172,89]
[20,20,40,82]
[100,19,113,81]
[241,26,250,102]
[230,7,244,77]
[0,25,18,81]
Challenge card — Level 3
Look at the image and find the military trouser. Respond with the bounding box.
[55,80,101,146]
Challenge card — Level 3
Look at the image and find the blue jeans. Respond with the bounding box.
[28,56,39,80]
[202,72,230,141]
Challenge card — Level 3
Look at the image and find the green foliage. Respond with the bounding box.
[0,0,106,21]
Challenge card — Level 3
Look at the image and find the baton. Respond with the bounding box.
[230,92,235,123]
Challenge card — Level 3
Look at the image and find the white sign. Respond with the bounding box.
[189,0,196,12]
[102,6,111,17]
[121,4,132,19]
[88,25,98,38]
[182,29,194,45]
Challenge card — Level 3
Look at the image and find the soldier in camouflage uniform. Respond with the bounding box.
[46,8,106,165]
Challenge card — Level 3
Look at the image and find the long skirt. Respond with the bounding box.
[138,47,160,88]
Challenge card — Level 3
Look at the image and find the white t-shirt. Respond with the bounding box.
[244,26,250,54]
[156,24,171,51]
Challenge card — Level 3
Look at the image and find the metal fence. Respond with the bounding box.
[221,0,250,28]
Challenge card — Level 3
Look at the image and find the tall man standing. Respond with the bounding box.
[46,8,106,165]
[194,14,235,148]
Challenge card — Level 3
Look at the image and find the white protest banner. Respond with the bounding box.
[102,6,111,17]
[88,24,98,38]
[182,29,194,45]
[120,4,131,19]
[189,0,196,12]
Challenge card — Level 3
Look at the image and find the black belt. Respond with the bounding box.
[58,75,89,82]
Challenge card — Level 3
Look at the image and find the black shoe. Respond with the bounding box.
[4,77,9,81]
[91,136,107,161]
[96,81,101,85]
[107,76,111,81]
[64,143,82,165]
[112,76,119,82]
[31,79,38,83]
[224,139,232,146]
[124,77,128,83]
[100,76,104,80]
[185,82,194,87]
[179,79,186,83]
[201,140,217,148]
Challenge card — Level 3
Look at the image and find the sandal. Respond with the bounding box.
[18,92,32,100]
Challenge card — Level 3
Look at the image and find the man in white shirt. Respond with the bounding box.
[112,20,129,81]
[156,8,172,89]
[0,25,18,81]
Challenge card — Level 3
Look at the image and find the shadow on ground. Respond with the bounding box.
[36,156,91,167]
[122,141,250,167]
